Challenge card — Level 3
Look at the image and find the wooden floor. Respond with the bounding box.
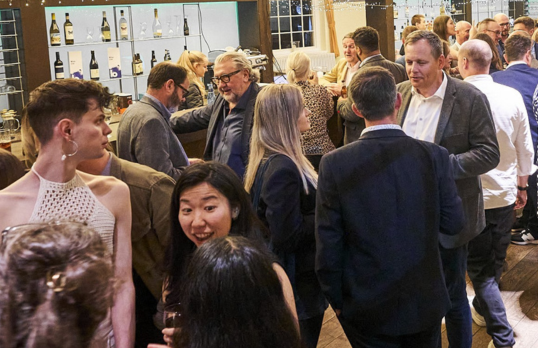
[317,244,538,348]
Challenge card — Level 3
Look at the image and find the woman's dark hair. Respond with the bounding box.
[174,236,302,348]
[0,148,25,190]
[164,162,266,305]
[475,33,503,71]
[0,222,113,348]
[433,15,452,41]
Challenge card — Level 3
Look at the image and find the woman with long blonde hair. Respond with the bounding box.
[244,84,326,348]
[176,50,208,110]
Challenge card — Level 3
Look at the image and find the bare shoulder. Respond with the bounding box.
[0,172,40,230]
[77,171,130,214]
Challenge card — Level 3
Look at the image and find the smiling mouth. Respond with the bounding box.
[193,232,214,243]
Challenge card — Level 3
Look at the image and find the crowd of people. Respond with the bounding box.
[1,11,538,348]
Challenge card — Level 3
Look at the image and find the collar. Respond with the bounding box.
[454,41,461,49]
[144,93,171,119]
[506,61,528,68]
[361,124,401,135]
[463,74,493,84]
[346,60,360,70]
[360,54,382,67]
[411,71,448,100]
[226,83,254,111]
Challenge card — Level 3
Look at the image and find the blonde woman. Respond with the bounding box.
[287,51,335,170]
[244,84,327,348]
[177,50,208,110]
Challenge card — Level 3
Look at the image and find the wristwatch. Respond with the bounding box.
[517,185,528,191]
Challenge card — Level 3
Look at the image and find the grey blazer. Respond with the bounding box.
[397,76,500,248]
[117,96,189,181]
[338,56,407,144]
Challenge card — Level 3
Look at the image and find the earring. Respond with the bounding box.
[61,140,79,161]
[232,208,240,220]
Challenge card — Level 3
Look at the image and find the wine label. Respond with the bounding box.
[108,47,122,78]
[91,68,99,79]
[103,30,111,40]
[51,33,61,45]
[120,24,128,38]
[55,71,65,79]
[154,30,162,38]
[65,26,74,40]
[69,51,83,79]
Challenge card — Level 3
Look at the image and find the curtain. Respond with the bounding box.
[324,0,340,57]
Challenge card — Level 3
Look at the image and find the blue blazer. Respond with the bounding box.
[492,64,538,150]
[316,128,464,335]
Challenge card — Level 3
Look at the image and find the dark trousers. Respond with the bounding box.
[519,172,537,231]
[439,244,472,348]
[133,269,165,348]
[299,313,324,348]
[338,316,441,348]
[468,205,515,347]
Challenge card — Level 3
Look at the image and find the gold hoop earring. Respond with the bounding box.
[61,140,79,161]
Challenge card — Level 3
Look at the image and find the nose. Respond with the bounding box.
[191,211,205,228]
[103,122,112,136]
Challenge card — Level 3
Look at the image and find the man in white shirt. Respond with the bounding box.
[452,21,471,52]
[397,30,500,348]
[459,39,534,348]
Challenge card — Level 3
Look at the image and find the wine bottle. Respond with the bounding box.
[439,1,446,15]
[153,9,162,38]
[64,13,74,45]
[132,53,143,76]
[164,49,171,61]
[393,2,398,19]
[119,10,128,40]
[183,18,189,36]
[50,13,61,46]
[151,50,157,68]
[54,52,64,80]
[90,50,99,81]
[101,11,111,42]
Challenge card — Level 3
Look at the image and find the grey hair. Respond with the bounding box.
[215,51,260,83]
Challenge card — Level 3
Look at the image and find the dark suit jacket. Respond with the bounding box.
[315,128,464,335]
[170,83,259,168]
[492,64,538,150]
[397,76,500,248]
[338,56,408,144]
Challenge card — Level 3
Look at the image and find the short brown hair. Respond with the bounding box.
[514,16,535,31]
[353,26,379,53]
[26,79,112,145]
[478,18,497,33]
[403,26,418,40]
[411,14,424,26]
[505,31,532,62]
[405,30,443,59]
[147,62,188,90]
[349,66,397,121]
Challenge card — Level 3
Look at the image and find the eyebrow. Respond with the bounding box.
[180,195,219,203]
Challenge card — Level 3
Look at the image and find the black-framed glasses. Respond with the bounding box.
[175,83,189,95]
[486,29,502,36]
[499,22,510,27]
[211,69,242,87]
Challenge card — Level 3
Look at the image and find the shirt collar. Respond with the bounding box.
[360,54,382,67]
[227,83,254,111]
[144,93,171,120]
[361,124,401,135]
[411,71,448,101]
[463,74,493,84]
[346,60,360,70]
[506,61,528,68]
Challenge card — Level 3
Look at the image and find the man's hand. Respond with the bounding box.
[326,83,343,97]
[188,158,204,165]
[515,190,527,210]
[470,20,478,39]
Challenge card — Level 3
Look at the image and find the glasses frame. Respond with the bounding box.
[175,83,189,96]
[211,69,242,88]
[485,29,502,36]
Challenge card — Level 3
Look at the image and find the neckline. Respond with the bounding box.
[31,166,80,188]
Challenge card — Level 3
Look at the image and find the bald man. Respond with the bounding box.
[494,13,510,45]
[452,21,472,51]
[460,39,533,348]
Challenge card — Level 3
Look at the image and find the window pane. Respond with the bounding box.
[270,18,279,33]
[292,32,303,47]
[279,0,290,16]
[303,16,313,31]
[303,0,312,14]
[292,17,302,31]
[280,17,290,33]
[281,33,292,48]
[270,0,278,16]
[304,31,313,47]
[272,34,280,50]
[291,0,302,15]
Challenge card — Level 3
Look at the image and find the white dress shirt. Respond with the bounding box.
[465,74,535,209]
[402,72,448,143]
[344,61,360,86]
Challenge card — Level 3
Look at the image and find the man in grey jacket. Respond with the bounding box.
[117,62,190,181]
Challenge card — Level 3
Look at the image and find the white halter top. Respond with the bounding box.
[29,167,115,254]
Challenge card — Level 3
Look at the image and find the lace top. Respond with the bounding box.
[29,168,115,254]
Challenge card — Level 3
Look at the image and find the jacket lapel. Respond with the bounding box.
[434,76,456,145]
[397,83,413,126]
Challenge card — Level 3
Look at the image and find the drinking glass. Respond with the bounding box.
[175,15,181,35]
[139,22,147,39]
[167,17,174,36]
[0,129,11,152]
[86,27,94,42]
[163,303,183,329]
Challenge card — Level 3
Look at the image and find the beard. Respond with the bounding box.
[168,86,181,110]
[219,88,240,104]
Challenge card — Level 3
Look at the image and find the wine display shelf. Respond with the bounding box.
[47,3,203,101]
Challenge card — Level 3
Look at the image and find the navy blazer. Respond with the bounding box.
[492,64,538,150]
[315,128,464,335]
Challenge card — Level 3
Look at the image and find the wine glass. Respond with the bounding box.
[163,303,183,329]
[167,18,174,37]
[175,15,181,35]
[139,22,147,40]
[86,27,94,42]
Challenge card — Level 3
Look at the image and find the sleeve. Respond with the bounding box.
[337,98,361,123]
[170,102,213,134]
[320,86,335,120]
[514,93,535,176]
[184,84,204,109]
[449,91,500,179]
[319,63,340,85]
[149,176,176,248]
[135,118,183,180]
[260,158,313,253]
[435,146,465,236]
[315,155,344,310]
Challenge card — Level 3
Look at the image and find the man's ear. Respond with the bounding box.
[57,118,74,140]
[394,92,402,112]
[351,103,364,119]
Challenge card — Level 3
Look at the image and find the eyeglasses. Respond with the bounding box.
[499,22,510,27]
[211,69,242,87]
[486,29,502,36]
[175,83,189,95]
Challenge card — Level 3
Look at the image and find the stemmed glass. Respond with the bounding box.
[139,22,147,40]
[86,27,94,42]
[164,303,183,329]
[175,15,181,36]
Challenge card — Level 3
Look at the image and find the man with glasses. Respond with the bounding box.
[478,18,504,64]
[170,51,261,178]
[513,16,538,68]
[117,62,190,181]
[494,13,511,65]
